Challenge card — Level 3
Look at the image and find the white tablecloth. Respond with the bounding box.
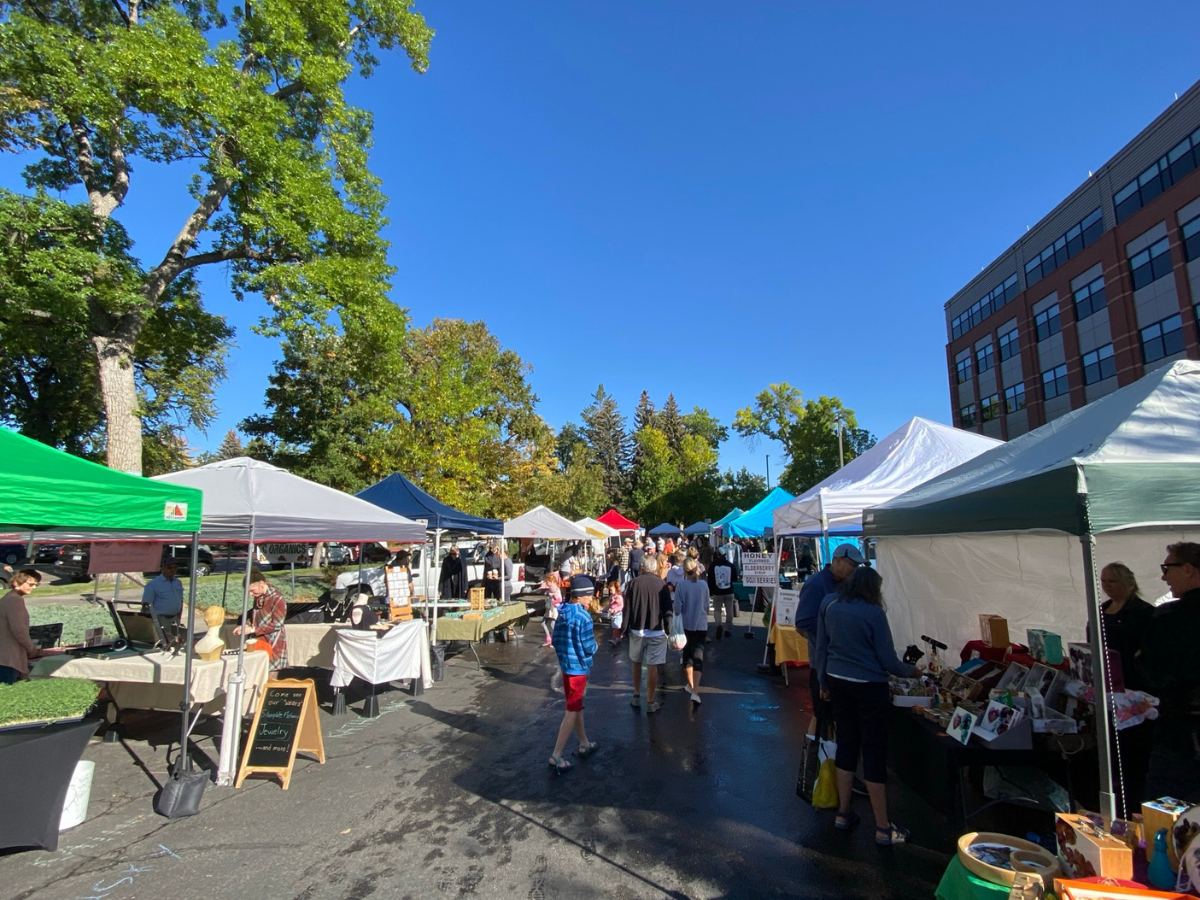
[220,622,347,669]
[30,650,271,716]
[330,620,431,689]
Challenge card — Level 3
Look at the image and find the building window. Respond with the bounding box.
[998,327,1020,361]
[1035,304,1062,341]
[980,394,1000,422]
[1182,215,1200,262]
[1042,364,1070,399]
[1141,314,1186,364]
[955,353,974,384]
[1073,276,1107,320]
[1129,237,1173,291]
[1115,127,1200,223]
[951,274,1019,340]
[960,404,976,427]
[1024,209,1104,287]
[1081,344,1116,385]
[1005,382,1026,413]
[976,343,995,374]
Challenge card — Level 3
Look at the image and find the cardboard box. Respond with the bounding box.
[1055,813,1134,880]
[979,614,1010,649]
[1142,798,1190,867]
[1054,877,1191,899]
[1027,628,1064,665]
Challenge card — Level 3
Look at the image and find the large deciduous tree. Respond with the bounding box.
[734,383,875,494]
[0,0,432,471]
[0,188,232,472]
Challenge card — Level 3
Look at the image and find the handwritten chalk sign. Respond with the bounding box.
[741,553,779,587]
[235,678,325,790]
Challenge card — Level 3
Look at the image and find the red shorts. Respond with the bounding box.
[563,673,589,711]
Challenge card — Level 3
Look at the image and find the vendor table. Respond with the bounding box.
[330,620,432,715]
[888,705,1096,840]
[221,622,348,670]
[434,602,530,669]
[767,624,808,675]
[934,857,1009,900]
[31,649,270,718]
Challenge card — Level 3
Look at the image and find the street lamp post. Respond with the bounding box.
[835,413,845,468]
[765,454,771,490]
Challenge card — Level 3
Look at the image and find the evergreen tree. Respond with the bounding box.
[658,394,688,453]
[580,385,631,504]
[633,391,658,431]
[215,430,244,461]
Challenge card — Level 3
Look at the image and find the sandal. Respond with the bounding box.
[575,741,599,758]
[875,823,909,845]
[834,811,860,830]
[547,756,572,774]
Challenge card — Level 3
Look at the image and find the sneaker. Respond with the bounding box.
[646,700,662,713]
[690,692,701,704]
[724,629,732,638]
[714,629,722,641]
[630,695,641,708]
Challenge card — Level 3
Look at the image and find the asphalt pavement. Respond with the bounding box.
[2,617,953,900]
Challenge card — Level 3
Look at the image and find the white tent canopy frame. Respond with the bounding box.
[864,361,1200,820]
[504,506,592,542]
[154,458,426,785]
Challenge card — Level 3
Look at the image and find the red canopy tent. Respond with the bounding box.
[597,509,640,532]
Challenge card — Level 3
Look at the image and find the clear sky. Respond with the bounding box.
[5,2,1200,484]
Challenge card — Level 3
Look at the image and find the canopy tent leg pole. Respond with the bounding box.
[431,531,441,646]
[178,534,200,773]
[1082,532,1117,821]
[217,528,255,786]
[221,544,232,608]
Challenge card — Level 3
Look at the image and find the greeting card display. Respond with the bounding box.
[1026,628,1064,665]
[948,706,976,745]
[972,699,1024,742]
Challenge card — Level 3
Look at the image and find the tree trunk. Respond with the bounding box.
[93,331,142,474]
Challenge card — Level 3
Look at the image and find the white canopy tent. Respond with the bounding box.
[863,361,1200,818]
[575,517,620,540]
[504,506,592,542]
[154,458,427,784]
[773,417,1002,539]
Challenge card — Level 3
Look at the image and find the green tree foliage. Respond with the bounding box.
[197,429,244,464]
[734,384,875,494]
[682,406,728,451]
[580,385,631,504]
[554,422,585,471]
[657,393,687,452]
[242,316,552,518]
[717,467,766,512]
[0,0,433,472]
[629,426,720,526]
[0,189,232,473]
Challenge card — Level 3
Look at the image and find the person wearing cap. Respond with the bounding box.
[548,575,599,774]
[142,558,185,640]
[0,568,42,684]
[794,543,864,731]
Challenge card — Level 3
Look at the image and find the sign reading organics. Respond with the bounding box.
[260,543,310,564]
[740,553,779,587]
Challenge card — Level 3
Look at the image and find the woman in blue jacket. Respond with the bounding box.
[813,566,915,845]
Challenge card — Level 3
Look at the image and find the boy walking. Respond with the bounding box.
[548,575,600,773]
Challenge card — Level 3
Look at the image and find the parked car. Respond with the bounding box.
[34,544,61,564]
[0,544,30,566]
[54,544,92,582]
[144,545,215,577]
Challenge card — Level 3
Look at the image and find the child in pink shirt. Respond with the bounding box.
[540,575,563,646]
[604,579,624,647]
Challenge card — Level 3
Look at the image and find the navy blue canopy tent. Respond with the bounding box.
[682,521,712,535]
[647,522,679,536]
[356,473,502,534]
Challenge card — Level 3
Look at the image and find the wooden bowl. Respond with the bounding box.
[957,831,1060,888]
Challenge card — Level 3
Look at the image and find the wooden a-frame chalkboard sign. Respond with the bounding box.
[235,678,326,789]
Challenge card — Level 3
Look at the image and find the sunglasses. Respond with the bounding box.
[1160,562,1185,574]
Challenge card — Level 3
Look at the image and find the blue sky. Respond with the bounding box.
[5,2,1200,484]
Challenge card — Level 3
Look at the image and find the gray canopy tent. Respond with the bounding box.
[864,360,1200,819]
[155,458,425,785]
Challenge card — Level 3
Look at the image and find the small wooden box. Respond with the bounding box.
[1142,798,1190,868]
[1055,813,1134,880]
[979,614,1009,648]
[468,587,486,608]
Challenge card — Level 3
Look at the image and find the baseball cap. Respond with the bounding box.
[569,575,595,598]
[832,544,865,565]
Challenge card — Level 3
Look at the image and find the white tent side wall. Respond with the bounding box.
[876,528,1197,653]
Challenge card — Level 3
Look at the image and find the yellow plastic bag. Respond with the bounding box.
[811,757,839,810]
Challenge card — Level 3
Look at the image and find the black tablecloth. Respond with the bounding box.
[0,718,99,852]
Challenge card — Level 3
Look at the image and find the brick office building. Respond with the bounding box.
[945,80,1200,439]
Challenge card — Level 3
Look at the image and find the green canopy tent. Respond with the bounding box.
[864,361,1200,819]
[0,428,204,777]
